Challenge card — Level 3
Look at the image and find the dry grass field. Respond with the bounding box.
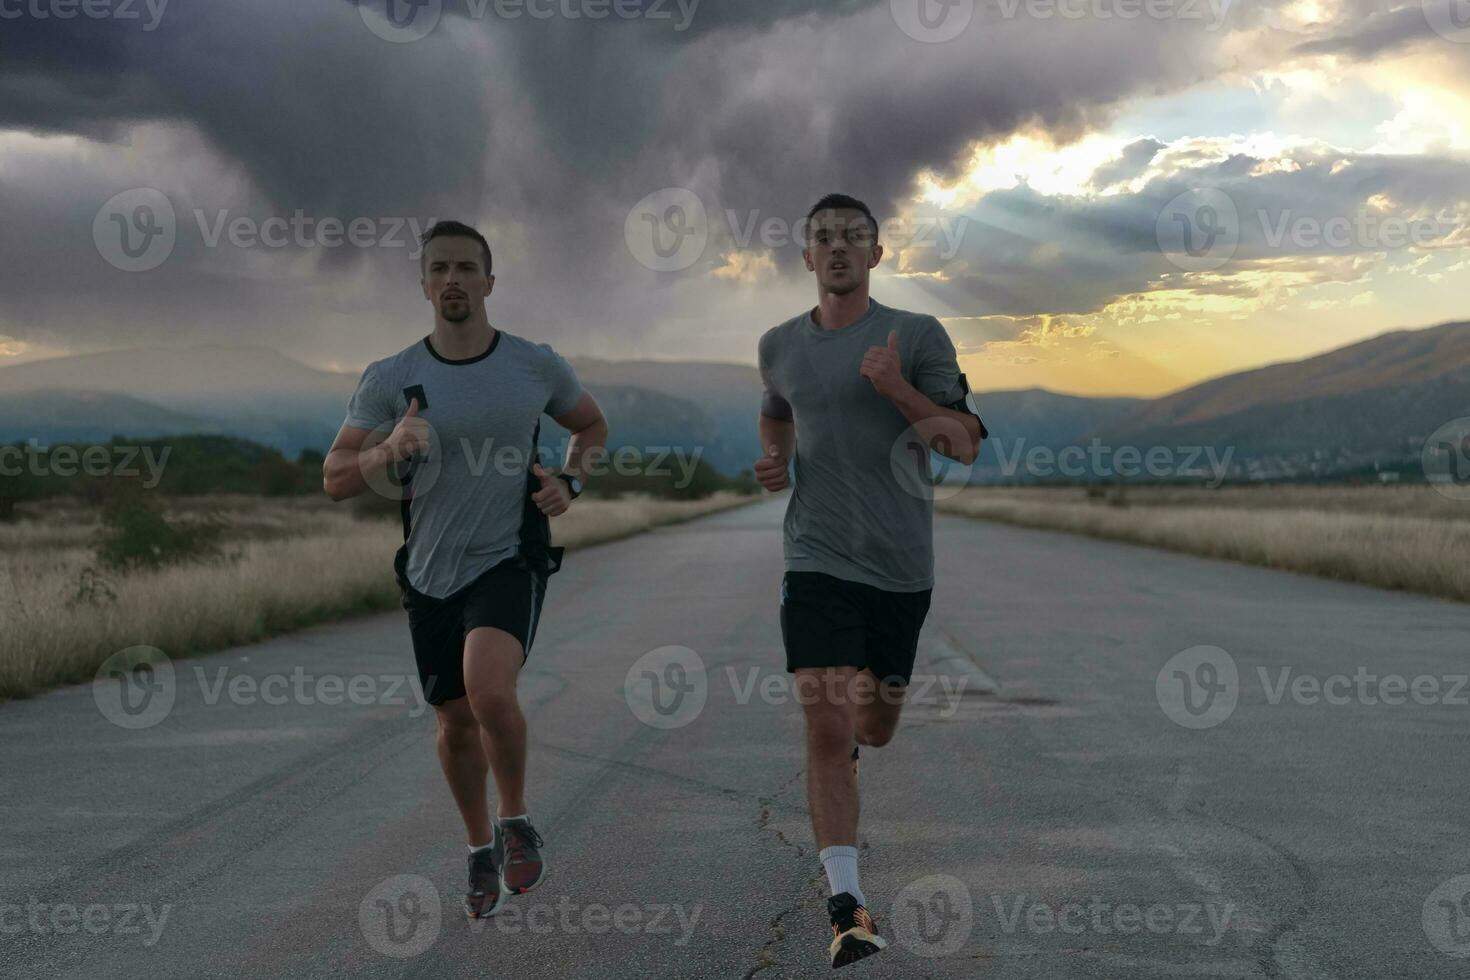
[937,484,1470,603]
[0,492,756,701]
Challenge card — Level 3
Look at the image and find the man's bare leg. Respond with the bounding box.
[853,671,906,750]
[796,666,862,849]
[462,626,528,818]
[797,666,889,965]
[461,625,547,896]
[432,696,494,846]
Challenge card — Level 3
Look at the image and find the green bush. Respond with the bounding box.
[95,496,231,571]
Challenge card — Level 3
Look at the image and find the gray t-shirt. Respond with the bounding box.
[758,299,971,592]
[343,330,583,599]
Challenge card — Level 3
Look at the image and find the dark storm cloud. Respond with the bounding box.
[645,10,1223,261]
[0,1,499,225]
[0,0,1263,360]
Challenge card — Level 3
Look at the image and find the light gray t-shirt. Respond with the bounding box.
[344,330,583,599]
[758,299,973,592]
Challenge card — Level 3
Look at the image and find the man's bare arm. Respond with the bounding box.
[322,397,426,501]
[551,391,608,483]
[323,425,393,502]
[755,414,795,491]
[886,386,984,466]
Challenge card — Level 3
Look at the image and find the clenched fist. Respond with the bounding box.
[754,445,790,492]
[860,329,906,400]
[384,397,431,462]
[531,463,572,517]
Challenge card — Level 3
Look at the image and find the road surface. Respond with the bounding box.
[4,497,1470,978]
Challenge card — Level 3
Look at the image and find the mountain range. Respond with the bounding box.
[0,319,1465,481]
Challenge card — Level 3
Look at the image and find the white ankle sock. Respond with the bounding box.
[468,840,493,854]
[819,845,864,907]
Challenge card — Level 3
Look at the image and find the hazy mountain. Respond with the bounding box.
[1105,321,1470,433]
[1090,320,1470,474]
[0,344,358,418]
[4,320,1466,481]
[0,345,724,466]
[0,345,357,457]
[0,390,214,445]
[570,357,763,474]
[967,388,1145,456]
[550,384,718,461]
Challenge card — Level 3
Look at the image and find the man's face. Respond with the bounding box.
[803,208,882,295]
[420,236,493,323]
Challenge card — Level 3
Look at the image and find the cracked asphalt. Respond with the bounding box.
[4,497,1470,978]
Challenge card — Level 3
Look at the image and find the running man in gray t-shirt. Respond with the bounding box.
[323,221,608,920]
[753,194,986,968]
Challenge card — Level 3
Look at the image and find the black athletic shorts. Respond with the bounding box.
[396,553,548,706]
[779,570,933,687]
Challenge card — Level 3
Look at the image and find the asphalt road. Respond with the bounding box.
[5,496,1470,979]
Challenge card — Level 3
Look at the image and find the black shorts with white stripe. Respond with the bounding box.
[397,554,547,705]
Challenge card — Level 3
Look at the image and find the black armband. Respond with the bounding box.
[945,373,988,439]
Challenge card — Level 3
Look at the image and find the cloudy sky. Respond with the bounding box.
[1,0,1466,396]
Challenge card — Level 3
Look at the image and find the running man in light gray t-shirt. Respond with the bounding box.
[752,193,986,969]
[323,221,608,921]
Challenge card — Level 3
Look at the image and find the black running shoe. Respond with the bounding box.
[494,818,547,895]
[828,892,887,968]
[851,745,860,779]
[464,848,506,918]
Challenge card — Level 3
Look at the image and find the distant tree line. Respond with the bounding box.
[0,434,757,522]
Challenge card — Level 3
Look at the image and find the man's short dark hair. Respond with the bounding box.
[805,193,879,242]
[419,220,493,276]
